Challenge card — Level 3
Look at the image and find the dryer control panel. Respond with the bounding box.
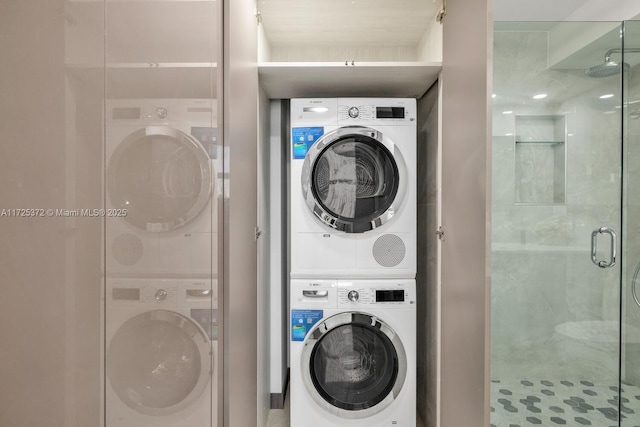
[337,98,416,124]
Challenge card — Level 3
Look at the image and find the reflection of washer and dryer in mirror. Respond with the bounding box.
[104,99,219,427]
[289,98,417,426]
[290,98,417,279]
[106,99,218,278]
[105,278,217,427]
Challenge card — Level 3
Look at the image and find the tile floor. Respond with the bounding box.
[265,380,640,426]
[490,379,640,426]
[265,392,426,427]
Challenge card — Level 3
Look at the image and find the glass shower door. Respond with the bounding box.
[491,21,625,426]
[622,19,640,427]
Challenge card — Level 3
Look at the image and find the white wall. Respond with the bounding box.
[257,86,272,426]
[268,100,289,402]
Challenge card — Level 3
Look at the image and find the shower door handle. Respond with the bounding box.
[591,227,617,268]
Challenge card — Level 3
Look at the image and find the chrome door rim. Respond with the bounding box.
[106,309,211,416]
[107,126,212,232]
[301,126,407,233]
[300,311,407,419]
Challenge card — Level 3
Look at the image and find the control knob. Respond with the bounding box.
[156,107,168,119]
[347,290,359,302]
[155,289,168,301]
[348,106,359,118]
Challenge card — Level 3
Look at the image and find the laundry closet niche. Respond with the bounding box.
[256,1,445,426]
[256,0,443,99]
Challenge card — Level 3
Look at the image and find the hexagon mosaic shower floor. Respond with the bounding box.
[490,379,640,426]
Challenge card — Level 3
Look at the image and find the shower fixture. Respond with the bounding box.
[584,48,640,78]
[585,59,629,78]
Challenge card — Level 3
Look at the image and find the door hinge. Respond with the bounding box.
[436,226,445,241]
[254,227,262,241]
[436,0,446,23]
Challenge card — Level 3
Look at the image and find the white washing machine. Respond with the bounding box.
[106,99,218,278]
[290,98,416,279]
[104,278,218,427]
[290,279,416,427]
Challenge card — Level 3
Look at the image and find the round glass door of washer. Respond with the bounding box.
[300,312,407,418]
[107,126,212,232]
[106,310,211,415]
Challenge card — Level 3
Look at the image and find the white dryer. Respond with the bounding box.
[106,99,218,278]
[104,278,218,427]
[290,98,416,279]
[290,279,416,427]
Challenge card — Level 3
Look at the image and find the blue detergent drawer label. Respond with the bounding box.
[191,127,217,159]
[291,310,323,341]
[292,127,324,159]
[191,309,218,341]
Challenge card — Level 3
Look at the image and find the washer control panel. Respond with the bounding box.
[107,278,218,308]
[338,284,414,306]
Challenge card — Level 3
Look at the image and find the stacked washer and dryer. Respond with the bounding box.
[290,98,417,426]
[104,99,219,427]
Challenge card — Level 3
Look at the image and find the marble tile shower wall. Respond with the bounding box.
[625,65,640,385]
[492,30,623,381]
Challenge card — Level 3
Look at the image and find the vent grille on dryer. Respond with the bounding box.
[112,233,144,266]
[372,234,405,267]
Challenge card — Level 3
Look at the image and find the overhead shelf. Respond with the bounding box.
[66,61,440,99]
[258,62,441,99]
[66,63,218,99]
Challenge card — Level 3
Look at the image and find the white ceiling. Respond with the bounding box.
[494,0,640,22]
[493,0,588,22]
[257,0,441,47]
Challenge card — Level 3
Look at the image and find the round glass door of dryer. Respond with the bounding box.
[106,310,211,415]
[107,126,212,232]
[300,312,407,418]
[301,127,403,233]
